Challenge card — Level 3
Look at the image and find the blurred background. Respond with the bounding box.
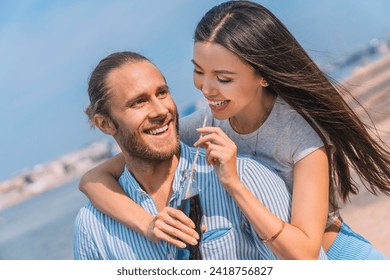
[0,0,389,260]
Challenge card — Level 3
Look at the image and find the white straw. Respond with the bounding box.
[190,113,208,171]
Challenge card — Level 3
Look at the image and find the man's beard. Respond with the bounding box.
[113,114,180,162]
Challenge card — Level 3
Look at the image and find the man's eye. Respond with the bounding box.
[157,91,169,98]
[132,99,146,107]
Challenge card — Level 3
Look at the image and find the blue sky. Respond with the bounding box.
[1,0,389,181]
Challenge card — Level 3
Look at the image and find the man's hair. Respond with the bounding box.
[85,51,149,126]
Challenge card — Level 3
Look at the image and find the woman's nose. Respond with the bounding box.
[200,77,216,97]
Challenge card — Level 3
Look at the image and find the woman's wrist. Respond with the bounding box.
[223,179,246,195]
[140,214,155,238]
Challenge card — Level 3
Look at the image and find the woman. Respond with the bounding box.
[79,1,389,259]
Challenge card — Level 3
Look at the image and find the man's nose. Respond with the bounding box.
[148,98,169,119]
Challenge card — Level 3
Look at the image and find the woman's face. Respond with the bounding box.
[192,42,265,120]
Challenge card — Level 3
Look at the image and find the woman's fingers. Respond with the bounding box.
[198,131,239,188]
[195,126,235,146]
[196,126,229,137]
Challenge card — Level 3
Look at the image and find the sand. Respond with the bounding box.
[338,52,390,258]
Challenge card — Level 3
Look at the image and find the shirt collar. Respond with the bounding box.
[120,142,196,196]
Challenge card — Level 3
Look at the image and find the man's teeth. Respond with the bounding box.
[208,100,227,107]
[147,125,168,135]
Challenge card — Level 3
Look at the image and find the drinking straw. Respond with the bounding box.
[190,113,208,172]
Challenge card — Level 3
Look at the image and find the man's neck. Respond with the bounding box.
[125,154,179,211]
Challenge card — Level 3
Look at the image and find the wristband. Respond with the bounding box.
[261,220,286,243]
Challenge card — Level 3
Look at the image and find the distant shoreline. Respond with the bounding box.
[0,141,118,211]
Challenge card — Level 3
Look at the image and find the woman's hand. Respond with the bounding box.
[146,207,199,248]
[194,126,241,191]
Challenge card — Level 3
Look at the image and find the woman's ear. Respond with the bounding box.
[260,78,269,87]
[93,114,117,135]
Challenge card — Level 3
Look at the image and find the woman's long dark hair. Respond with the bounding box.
[194,0,390,209]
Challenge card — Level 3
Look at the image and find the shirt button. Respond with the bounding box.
[167,253,174,260]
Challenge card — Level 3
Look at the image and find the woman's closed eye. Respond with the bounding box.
[217,76,232,83]
[193,67,232,83]
[193,68,203,75]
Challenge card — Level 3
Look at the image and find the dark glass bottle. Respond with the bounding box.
[176,169,202,260]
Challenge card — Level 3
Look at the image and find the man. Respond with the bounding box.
[73,51,292,260]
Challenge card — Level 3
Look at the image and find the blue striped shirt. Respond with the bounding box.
[74,142,326,260]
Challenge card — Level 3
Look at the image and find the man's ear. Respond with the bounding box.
[93,114,117,135]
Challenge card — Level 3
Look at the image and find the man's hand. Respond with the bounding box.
[146,207,199,248]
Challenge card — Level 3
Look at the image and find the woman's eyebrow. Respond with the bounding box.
[191,59,237,75]
[214,69,237,75]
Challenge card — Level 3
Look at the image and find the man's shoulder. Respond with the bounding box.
[75,201,123,236]
[74,202,100,236]
[75,201,99,221]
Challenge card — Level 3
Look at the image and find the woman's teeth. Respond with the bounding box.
[208,100,227,107]
[147,125,168,135]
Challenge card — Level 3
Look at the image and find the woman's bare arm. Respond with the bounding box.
[196,127,329,259]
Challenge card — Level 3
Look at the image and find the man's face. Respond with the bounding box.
[105,60,179,162]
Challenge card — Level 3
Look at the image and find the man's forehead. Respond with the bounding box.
[108,61,165,89]
[112,60,159,78]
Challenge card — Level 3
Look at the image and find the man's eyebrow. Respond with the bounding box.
[156,84,170,93]
[191,59,237,75]
[123,93,144,108]
[191,59,200,67]
[123,85,169,107]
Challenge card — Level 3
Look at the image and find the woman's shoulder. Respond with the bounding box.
[273,96,315,130]
[179,107,211,145]
[265,96,302,132]
[179,108,211,130]
[274,96,299,118]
